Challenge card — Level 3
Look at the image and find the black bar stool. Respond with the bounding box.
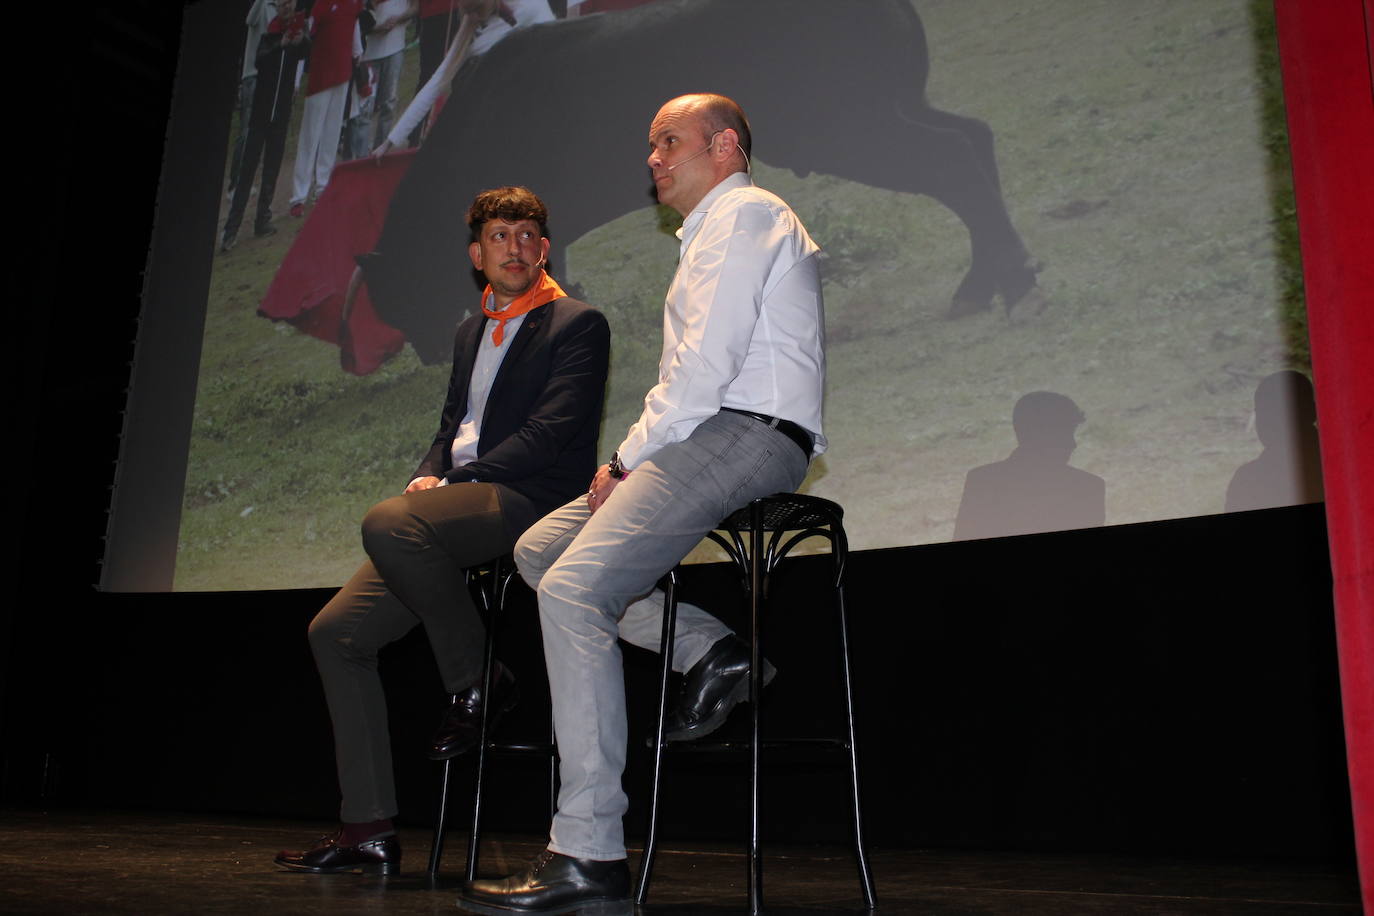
[636,493,877,914]
[427,556,558,879]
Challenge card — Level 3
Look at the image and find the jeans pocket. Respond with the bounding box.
[724,443,778,512]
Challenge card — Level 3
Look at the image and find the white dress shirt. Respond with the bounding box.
[616,172,826,468]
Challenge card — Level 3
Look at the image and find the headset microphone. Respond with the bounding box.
[665,130,727,171]
[665,143,713,171]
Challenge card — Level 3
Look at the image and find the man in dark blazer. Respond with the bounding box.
[276,186,610,876]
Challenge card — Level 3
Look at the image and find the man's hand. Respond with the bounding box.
[585,464,622,514]
[405,475,442,494]
[371,138,395,161]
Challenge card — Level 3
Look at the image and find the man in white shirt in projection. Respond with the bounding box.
[460,92,825,916]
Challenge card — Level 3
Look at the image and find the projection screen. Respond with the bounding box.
[102,0,1317,591]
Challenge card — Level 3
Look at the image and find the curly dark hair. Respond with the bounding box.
[466,186,549,242]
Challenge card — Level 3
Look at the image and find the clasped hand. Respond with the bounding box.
[585,464,622,514]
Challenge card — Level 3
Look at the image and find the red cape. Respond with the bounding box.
[258,151,415,375]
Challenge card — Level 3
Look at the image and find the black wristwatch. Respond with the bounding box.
[608,451,629,480]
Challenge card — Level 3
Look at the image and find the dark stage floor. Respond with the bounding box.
[0,810,1360,914]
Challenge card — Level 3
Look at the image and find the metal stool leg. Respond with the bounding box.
[747,504,766,915]
[427,558,503,878]
[463,579,503,880]
[634,570,679,905]
[834,547,877,908]
[429,755,457,875]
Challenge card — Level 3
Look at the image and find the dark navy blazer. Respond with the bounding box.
[413,297,610,540]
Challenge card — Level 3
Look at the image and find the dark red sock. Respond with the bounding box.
[340,818,394,846]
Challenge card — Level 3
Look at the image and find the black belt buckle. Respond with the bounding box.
[721,408,812,461]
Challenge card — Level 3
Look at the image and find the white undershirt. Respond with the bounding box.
[436,299,526,485]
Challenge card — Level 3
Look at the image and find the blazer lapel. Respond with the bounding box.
[445,316,487,440]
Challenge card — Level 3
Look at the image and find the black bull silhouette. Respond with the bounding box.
[362,0,1039,363]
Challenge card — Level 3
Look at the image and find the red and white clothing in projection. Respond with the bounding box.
[291,0,363,207]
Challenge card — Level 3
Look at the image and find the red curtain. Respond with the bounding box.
[1273,0,1374,908]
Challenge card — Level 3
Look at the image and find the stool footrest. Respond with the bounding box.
[658,737,850,754]
[485,741,557,755]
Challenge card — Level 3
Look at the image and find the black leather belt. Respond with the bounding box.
[720,407,813,461]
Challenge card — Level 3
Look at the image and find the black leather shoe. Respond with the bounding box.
[429,662,519,760]
[458,849,631,915]
[664,635,775,742]
[273,829,401,875]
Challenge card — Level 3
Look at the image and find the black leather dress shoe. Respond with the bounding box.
[458,849,631,915]
[273,829,401,875]
[664,635,775,741]
[430,662,519,760]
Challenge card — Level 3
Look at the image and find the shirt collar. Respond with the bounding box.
[675,171,754,243]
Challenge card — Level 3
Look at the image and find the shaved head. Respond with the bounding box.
[648,93,754,215]
[668,93,752,161]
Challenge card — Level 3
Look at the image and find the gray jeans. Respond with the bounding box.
[514,411,809,860]
[347,50,403,159]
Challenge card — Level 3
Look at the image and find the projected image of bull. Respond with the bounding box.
[360,0,1041,363]
[180,0,1303,589]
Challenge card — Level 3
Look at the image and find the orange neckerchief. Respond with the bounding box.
[480,269,566,346]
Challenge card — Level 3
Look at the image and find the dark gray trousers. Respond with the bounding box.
[308,482,511,823]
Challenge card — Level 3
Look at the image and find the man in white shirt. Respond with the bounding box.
[460,93,825,916]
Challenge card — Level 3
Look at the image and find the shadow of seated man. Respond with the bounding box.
[1225,369,1324,513]
[953,390,1105,541]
